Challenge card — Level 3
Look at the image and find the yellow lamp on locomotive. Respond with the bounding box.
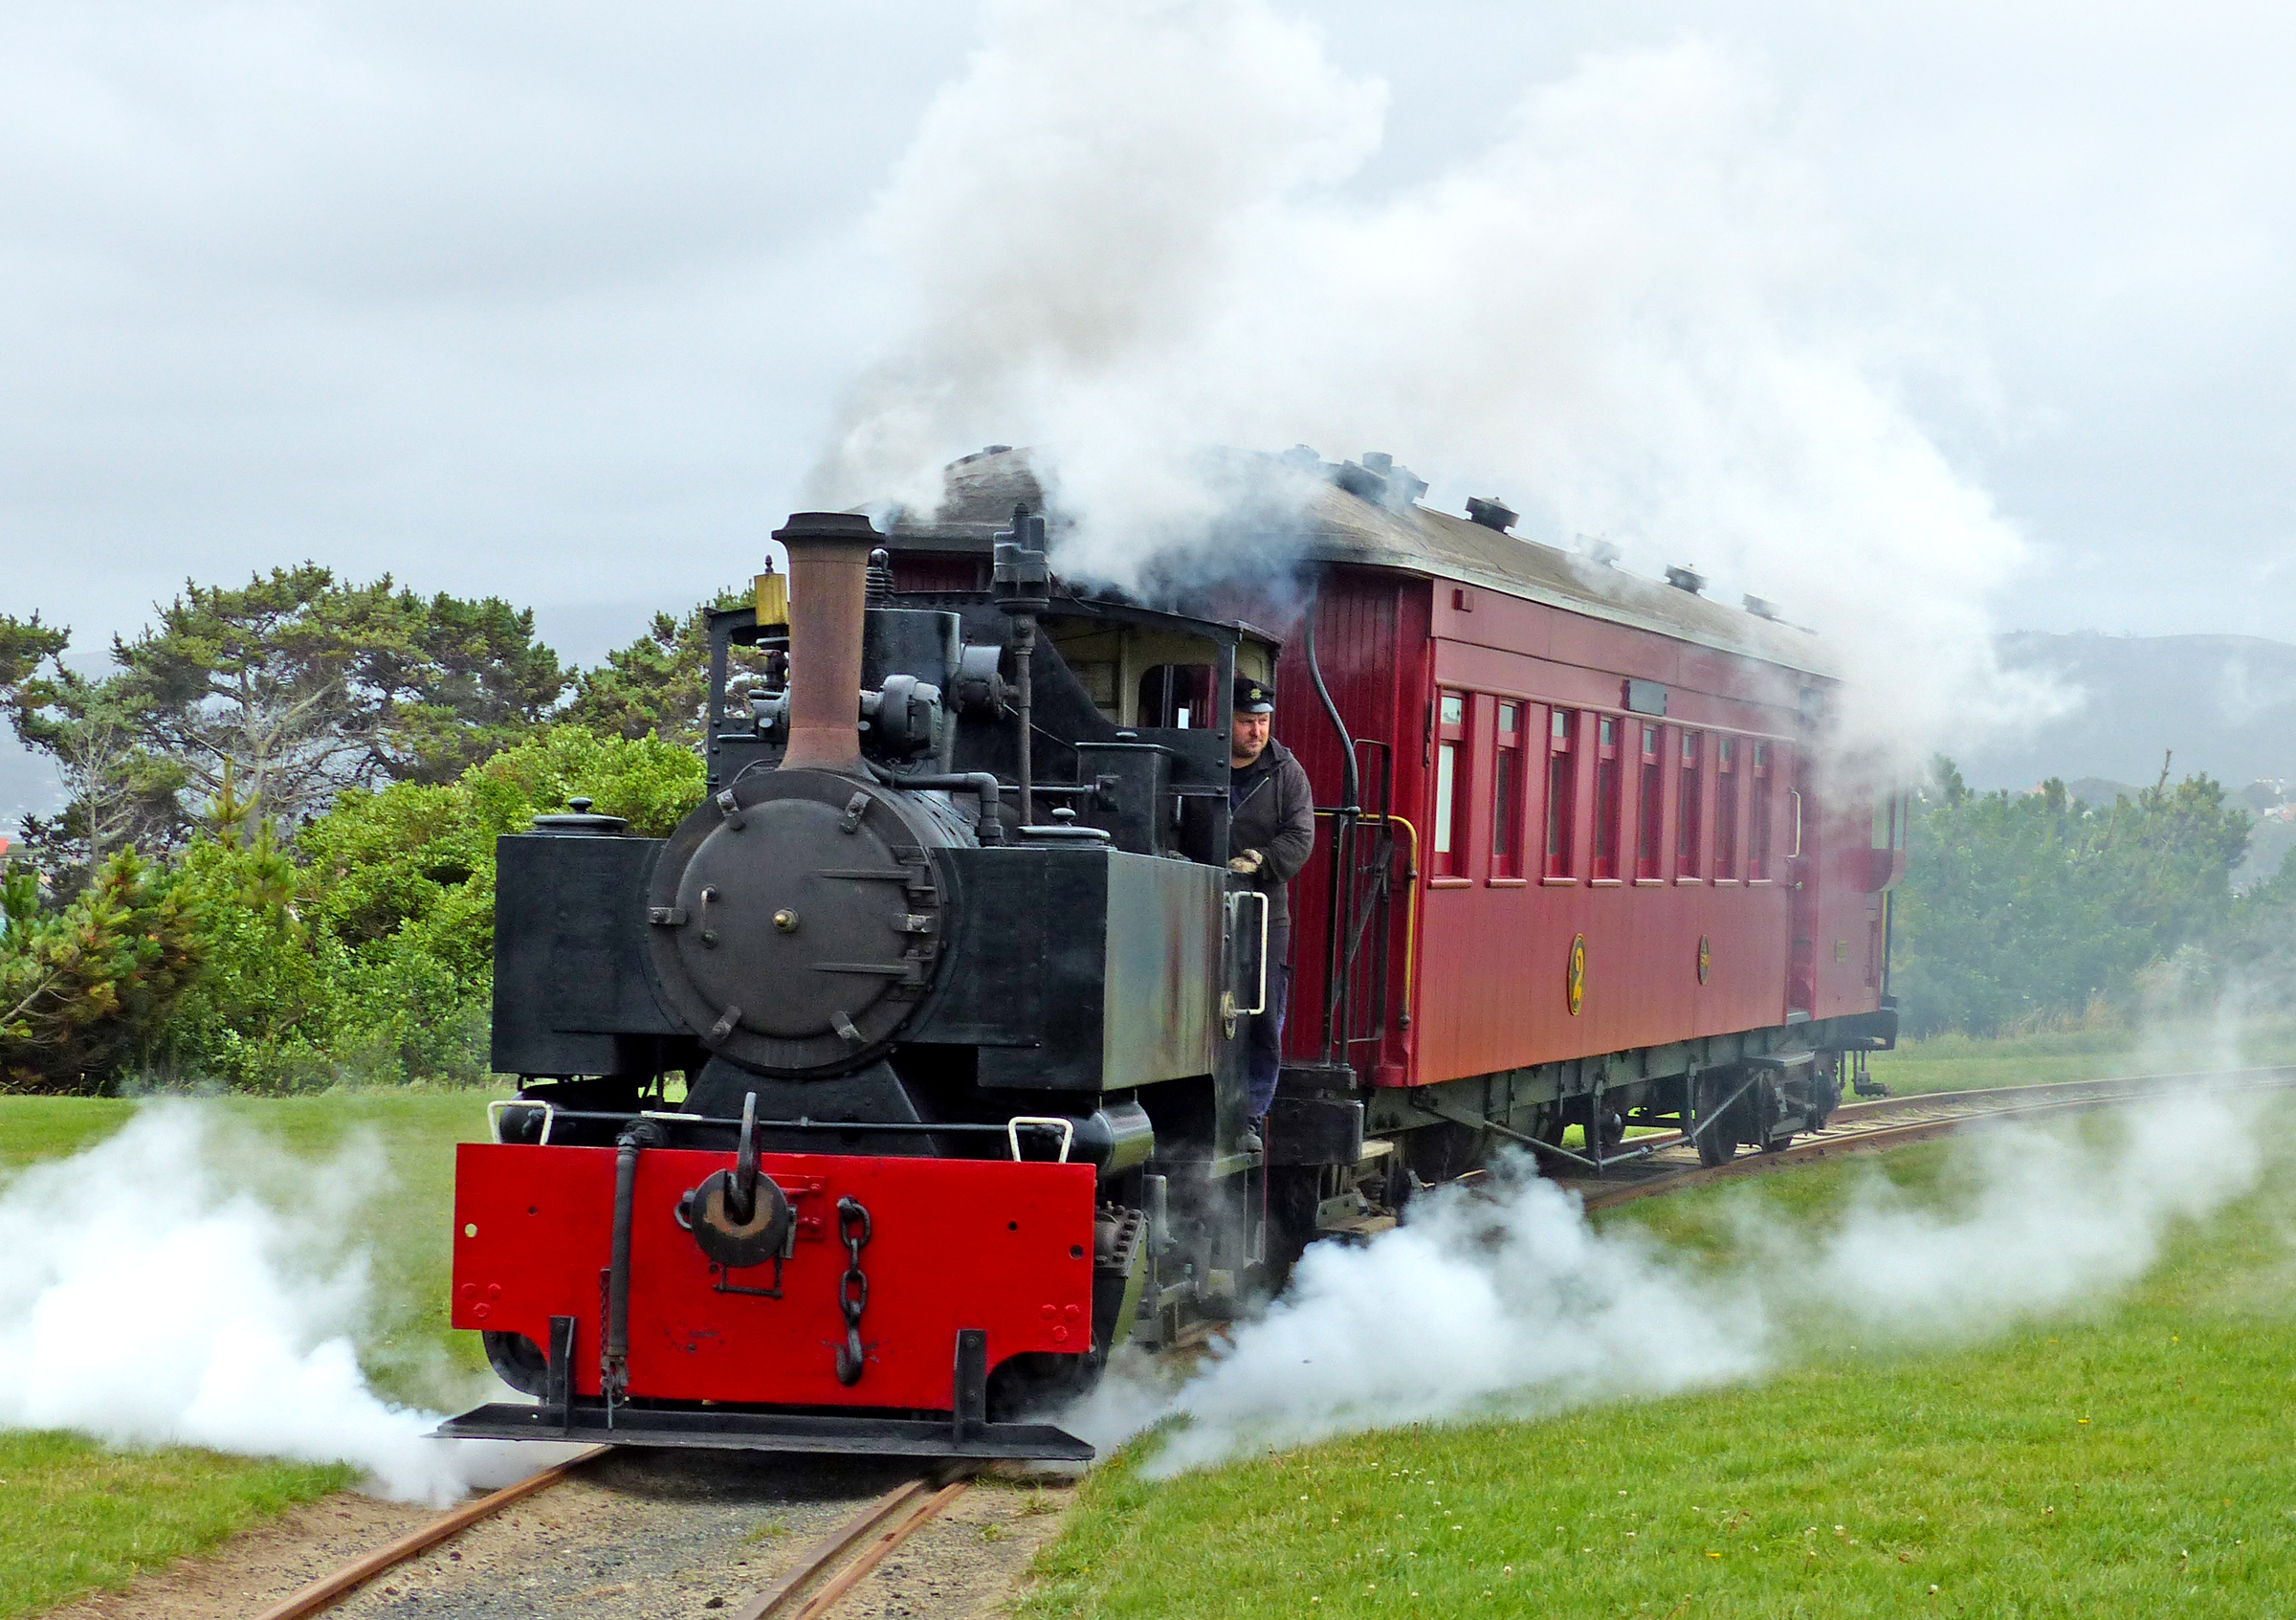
[754,564,789,630]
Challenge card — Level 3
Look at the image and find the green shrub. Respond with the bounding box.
[152,726,705,1091]
[0,853,202,1094]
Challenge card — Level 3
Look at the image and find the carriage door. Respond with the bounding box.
[1785,744,1816,1018]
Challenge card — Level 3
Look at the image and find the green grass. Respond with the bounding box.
[0,1088,504,1617]
[1868,1014,2296,1097]
[1026,1121,2296,1619]
[0,1434,353,1619]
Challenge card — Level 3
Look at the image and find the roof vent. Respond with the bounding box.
[1665,565,1707,595]
[1334,454,1429,511]
[1577,534,1621,567]
[1742,594,1780,621]
[1466,497,1518,532]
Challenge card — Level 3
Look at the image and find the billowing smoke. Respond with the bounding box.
[1072,1084,2270,1474]
[807,0,2058,772]
[0,1104,566,1505]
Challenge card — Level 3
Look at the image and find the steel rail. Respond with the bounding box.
[740,1475,975,1620]
[264,1458,973,1620]
[248,1444,610,1620]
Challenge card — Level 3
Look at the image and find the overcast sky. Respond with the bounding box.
[2,0,2291,672]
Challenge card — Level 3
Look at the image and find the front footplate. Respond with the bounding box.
[434,1400,1094,1463]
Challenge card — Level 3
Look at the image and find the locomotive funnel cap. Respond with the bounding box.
[771,511,881,776]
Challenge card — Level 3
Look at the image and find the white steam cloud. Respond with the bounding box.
[811,0,2057,769]
[1074,1086,2271,1474]
[0,1105,563,1505]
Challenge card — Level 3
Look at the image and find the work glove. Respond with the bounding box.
[1228,849,1265,877]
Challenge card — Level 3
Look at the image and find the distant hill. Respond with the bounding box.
[1959,632,2296,795]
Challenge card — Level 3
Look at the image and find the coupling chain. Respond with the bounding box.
[833,1195,872,1386]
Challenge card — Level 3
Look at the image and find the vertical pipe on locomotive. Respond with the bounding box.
[771,511,880,777]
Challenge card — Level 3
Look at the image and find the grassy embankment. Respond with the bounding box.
[1025,1111,2296,1619]
[0,1089,501,1618]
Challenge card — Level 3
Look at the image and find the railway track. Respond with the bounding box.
[268,1065,2294,1615]
[1559,1063,2296,1210]
[256,1454,985,1620]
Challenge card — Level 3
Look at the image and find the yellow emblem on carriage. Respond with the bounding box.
[1697,934,1711,985]
[1566,933,1586,1016]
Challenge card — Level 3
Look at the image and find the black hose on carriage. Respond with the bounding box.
[1304,592,1358,1064]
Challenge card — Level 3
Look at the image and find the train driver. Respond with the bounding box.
[1226,675,1316,1152]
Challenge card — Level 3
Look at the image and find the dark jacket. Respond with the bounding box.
[1229,737,1316,933]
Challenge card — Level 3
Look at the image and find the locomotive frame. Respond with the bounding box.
[439,449,1898,1462]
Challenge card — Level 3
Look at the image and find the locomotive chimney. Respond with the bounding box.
[770,511,880,775]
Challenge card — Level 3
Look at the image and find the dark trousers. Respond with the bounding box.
[1247,964,1291,1119]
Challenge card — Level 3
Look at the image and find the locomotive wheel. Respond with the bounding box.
[1692,1071,1739,1168]
[1262,1166,1322,1296]
[987,1348,1106,1421]
[482,1329,548,1396]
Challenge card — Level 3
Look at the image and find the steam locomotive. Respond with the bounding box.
[440,449,1899,1461]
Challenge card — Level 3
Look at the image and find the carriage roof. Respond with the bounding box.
[875,447,1836,681]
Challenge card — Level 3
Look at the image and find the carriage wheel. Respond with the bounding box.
[1693,1071,1739,1168]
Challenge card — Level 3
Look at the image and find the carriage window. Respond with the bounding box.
[1545,709,1577,877]
[1137,664,1216,729]
[1749,740,1774,879]
[1593,716,1622,879]
[1636,723,1664,879]
[1492,701,1522,878]
[1433,690,1469,877]
[1678,730,1703,877]
[1714,736,1740,879]
[1871,786,1907,852]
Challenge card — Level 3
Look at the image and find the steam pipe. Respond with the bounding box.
[771,511,879,776]
[1013,616,1036,825]
[863,764,1006,844]
[992,507,1051,826]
